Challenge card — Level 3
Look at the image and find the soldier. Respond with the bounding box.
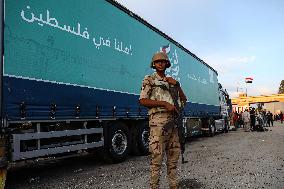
[139,52,187,189]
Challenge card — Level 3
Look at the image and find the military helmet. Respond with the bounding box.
[150,52,171,69]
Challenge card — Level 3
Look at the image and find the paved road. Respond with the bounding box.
[6,122,284,189]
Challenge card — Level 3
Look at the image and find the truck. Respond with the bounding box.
[0,0,231,186]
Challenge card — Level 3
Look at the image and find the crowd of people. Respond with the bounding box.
[232,109,284,132]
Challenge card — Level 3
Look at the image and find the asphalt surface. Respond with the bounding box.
[6,122,284,189]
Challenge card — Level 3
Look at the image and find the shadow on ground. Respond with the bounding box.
[179,178,203,189]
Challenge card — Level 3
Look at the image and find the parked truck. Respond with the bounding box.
[0,0,231,186]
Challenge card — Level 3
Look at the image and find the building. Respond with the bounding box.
[232,93,284,114]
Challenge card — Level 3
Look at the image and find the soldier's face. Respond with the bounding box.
[154,60,167,72]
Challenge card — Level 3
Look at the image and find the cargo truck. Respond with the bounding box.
[0,0,230,186]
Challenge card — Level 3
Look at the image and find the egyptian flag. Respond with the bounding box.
[161,44,170,54]
[245,77,253,83]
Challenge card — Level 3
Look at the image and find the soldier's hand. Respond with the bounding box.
[163,102,178,113]
[165,77,177,85]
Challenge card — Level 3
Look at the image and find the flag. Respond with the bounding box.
[245,77,253,83]
[160,44,170,54]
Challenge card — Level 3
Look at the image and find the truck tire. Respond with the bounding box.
[135,121,149,155]
[106,122,130,163]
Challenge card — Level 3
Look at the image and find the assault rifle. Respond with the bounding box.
[168,84,188,164]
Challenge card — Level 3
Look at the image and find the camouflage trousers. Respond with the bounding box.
[149,112,180,189]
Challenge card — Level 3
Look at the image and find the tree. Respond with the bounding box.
[279,80,284,94]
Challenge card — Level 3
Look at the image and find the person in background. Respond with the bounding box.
[274,114,278,121]
[266,111,274,127]
[250,108,256,131]
[262,110,267,127]
[280,111,283,124]
[242,109,251,132]
[238,111,244,128]
[233,112,239,129]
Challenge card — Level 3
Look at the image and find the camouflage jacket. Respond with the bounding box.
[139,72,181,115]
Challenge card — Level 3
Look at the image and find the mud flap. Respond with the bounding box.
[0,168,6,189]
[0,137,7,189]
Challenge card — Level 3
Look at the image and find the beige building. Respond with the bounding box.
[232,93,284,114]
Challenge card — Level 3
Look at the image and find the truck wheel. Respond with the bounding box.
[107,122,130,163]
[209,124,215,137]
[136,121,149,155]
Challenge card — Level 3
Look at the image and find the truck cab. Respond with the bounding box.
[214,83,231,133]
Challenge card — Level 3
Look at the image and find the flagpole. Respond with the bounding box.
[245,77,253,96]
[246,82,247,96]
[245,78,248,96]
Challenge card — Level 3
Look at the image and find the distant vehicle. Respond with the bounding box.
[185,83,231,137]
[0,0,231,187]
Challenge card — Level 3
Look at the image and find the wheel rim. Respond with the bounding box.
[111,130,127,155]
[141,129,149,148]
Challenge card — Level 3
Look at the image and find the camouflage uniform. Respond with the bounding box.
[140,72,181,189]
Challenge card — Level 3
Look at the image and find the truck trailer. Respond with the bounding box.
[0,0,230,186]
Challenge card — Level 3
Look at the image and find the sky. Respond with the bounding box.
[116,0,284,98]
